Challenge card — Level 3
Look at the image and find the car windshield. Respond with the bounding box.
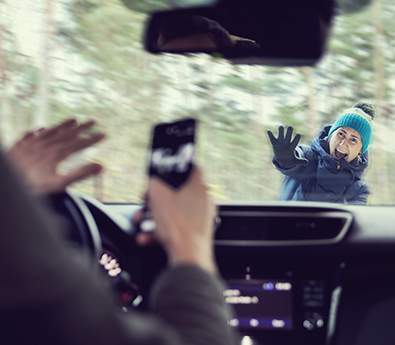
[3,0,395,204]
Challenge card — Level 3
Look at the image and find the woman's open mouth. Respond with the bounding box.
[334,149,348,160]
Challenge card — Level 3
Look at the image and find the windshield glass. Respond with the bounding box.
[3,0,395,204]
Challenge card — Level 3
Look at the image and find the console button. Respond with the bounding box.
[304,300,322,307]
[303,312,324,331]
[303,281,324,307]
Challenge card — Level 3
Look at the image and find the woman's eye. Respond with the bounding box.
[338,132,344,137]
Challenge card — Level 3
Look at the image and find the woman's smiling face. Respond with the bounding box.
[329,127,363,162]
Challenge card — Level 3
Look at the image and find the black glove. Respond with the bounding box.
[267,126,301,168]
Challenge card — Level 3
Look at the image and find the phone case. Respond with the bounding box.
[148,117,196,189]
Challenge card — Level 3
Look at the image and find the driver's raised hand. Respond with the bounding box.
[147,167,217,274]
[6,118,105,195]
[267,126,301,168]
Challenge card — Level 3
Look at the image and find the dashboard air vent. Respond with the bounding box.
[215,211,352,246]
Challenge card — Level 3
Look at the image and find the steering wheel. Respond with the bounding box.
[48,191,147,309]
[47,191,102,260]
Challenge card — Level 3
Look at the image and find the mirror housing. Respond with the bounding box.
[144,0,336,66]
[120,0,218,13]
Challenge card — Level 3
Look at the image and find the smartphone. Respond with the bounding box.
[148,117,196,188]
[136,118,197,233]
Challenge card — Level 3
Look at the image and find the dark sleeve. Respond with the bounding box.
[0,151,238,345]
[347,185,369,205]
[273,145,317,182]
[150,265,239,345]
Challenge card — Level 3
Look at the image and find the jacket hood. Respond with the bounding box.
[310,125,368,179]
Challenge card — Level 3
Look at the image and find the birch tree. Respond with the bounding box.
[36,0,56,127]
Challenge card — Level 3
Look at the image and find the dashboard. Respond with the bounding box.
[77,197,395,345]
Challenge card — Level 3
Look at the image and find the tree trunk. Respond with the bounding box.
[372,0,391,203]
[0,3,13,147]
[303,67,317,137]
[0,20,5,145]
[36,0,56,127]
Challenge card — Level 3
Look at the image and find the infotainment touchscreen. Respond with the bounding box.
[224,279,293,330]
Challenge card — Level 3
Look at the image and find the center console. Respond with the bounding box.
[225,274,337,343]
[215,205,351,345]
[223,269,340,345]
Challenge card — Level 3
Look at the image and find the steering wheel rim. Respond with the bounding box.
[47,190,102,259]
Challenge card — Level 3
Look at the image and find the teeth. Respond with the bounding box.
[334,150,347,160]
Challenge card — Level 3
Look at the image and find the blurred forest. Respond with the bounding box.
[1,0,395,204]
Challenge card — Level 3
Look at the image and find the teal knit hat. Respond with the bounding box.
[328,106,374,153]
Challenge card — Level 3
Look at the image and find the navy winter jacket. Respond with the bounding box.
[273,126,369,204]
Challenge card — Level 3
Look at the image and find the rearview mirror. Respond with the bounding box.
[144,0,336,66]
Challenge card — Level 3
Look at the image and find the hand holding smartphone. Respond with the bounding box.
[135,118,197,234]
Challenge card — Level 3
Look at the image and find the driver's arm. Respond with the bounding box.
[0,152,238,345]
[146,168,238,345]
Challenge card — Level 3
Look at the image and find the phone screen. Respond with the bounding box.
[148,118,196,189]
